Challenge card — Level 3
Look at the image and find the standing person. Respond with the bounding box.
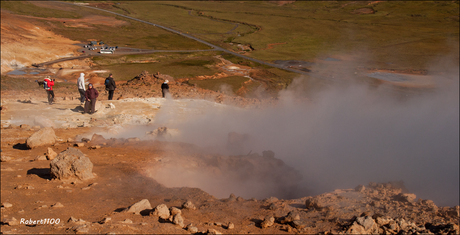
[105,74,116,100]
[161,80,169,98]
[77,73,86,105]
[84,83,99,114]
[44,76,55,105]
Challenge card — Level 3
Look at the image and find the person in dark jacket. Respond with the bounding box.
[105,74,117,100]
[84,83,99,114]
[161,80,169,98]
[44,76,55,105]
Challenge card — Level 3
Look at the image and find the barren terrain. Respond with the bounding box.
[1,5,459,235]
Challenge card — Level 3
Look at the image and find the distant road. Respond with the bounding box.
[63,1,315,77]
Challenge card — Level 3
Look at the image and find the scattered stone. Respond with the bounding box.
[47,147,57,160]
[260,216,275,228]
[170,207,182,216]
[121,219,133,224]
[227,222,235,230]
[107,103,115,109]
[268,203,277,210]
[26,127,56,149]
[305,197,323,210]
[52,202,64,208]
[81,138,90,143]
[187,224,199,233]
[182,200,196,210]
[1,156,12,162]
[172,214,185,228]
[151,204,170,220]
[236,196,244,202]
[70,224,89,233]
[214,222,223,226]
[3,217,19,226]
[124,199,152,215]
[90,145,101,149]
[280,211,300,224]
[99,217,111,224]
[50,147,94,181]
[206,228,222,235]
[75,143,85,147]
[292,220,307,229]
[35,155,47,161]
[2,202,13,208]
[90,134,107,145]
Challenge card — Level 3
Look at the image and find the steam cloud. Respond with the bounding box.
[153,62,459,206]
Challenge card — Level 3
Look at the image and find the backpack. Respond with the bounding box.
[105,78,110,87]
[44,80,49,90]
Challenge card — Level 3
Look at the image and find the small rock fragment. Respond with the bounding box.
[47,147,57,160]
[182,200,196,210]
[35,155,47,161]
[52,202,64,208]
[2,202,13,208]
[260,216,275,228]
[187,224,198,233]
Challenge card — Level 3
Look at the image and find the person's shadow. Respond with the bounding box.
[70,105,85,113]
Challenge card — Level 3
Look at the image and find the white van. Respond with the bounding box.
[100,49,113,54]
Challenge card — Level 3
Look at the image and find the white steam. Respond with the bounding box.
[153,67,459,206]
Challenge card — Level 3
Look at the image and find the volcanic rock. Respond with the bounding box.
[26,127,56,149]
[124,199,152,215]
[50,147,94,181]
[182,200,196,210]
[260,216,275,228]
[90,134,107,145]
[151,204,170,220]
[47,147,57,160]
[172,213,185,228]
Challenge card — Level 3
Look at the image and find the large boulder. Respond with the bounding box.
[26,127,56,149]
[50,148,94,181]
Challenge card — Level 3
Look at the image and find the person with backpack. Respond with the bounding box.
[77,73,86,105]
[43,76,55,105]
[105,74,116,100]
[84,83,99,114]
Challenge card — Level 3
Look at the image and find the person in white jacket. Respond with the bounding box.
[77,73,86,105]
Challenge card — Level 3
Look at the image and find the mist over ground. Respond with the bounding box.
[151,62,459,206]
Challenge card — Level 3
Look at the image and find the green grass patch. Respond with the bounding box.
[187,76,250,94]
[92,53,221,81]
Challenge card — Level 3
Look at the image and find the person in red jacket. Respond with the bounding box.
[44,76,55,105]
[84,83,99,114]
